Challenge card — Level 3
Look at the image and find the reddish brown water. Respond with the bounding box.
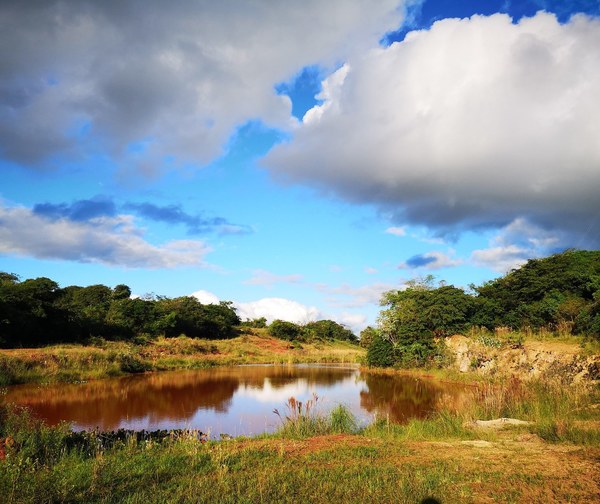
[2,365,472,436]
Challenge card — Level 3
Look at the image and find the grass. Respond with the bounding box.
[1,332,598,501]
[272,395,359,438]
[0,330,365,386]
[1,384,599,503]
[469,376,600,445]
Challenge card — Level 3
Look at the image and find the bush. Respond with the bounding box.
[118,353,149,373]
[366,334,396,367]
[268,320,301,341]
[395,341,435,368]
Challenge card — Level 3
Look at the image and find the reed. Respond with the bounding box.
[272,395,359,438]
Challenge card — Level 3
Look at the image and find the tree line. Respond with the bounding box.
[364,250,600,367]
[0,274,240,347]
[0,273,359,348]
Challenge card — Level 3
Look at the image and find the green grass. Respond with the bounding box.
[365,410,483,443]
[1,377,599,504]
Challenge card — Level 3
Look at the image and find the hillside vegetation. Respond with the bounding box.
[366,250,600,369]
[0,330,363,386]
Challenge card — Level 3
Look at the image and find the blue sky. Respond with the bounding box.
[1,0,599,332]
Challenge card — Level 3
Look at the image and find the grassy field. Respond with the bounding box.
[1,331,598,501]
[1,376,599,503]
[0,329,364,386]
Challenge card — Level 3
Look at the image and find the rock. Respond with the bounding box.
[468,418,533,430]
[443,335,600,383]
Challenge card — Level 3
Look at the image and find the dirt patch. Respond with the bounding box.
[249,336,291,354]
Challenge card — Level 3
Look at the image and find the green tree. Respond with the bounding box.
[112,284,132,300]
[359,326,378,348]
[303,320,357,342]
[475,250,600,334]
[269,320,301,341]
[377,279,475,367]
[366,332,396,367]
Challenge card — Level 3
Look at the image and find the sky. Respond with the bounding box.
[1,0,599,333]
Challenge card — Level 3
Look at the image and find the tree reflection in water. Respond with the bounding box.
[359,372,472,423]
[3,365,355,431]
[4,366,472,433]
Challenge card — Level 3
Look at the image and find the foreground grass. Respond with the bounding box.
[1,378,599,503]
[0,330,365,386]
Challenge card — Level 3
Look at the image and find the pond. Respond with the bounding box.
[2,364,473,436]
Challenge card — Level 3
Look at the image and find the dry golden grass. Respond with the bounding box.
[0,330,365,385]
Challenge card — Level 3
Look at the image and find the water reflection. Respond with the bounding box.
[359,373,469,422]
[2,365,473,435]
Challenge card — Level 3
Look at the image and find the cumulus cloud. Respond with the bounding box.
[235,298,321,324]
[188,289,365,331]
[334,312,368,333]
[264,12,600,248]
[32,198,250,235]
[471,245,529,273]
[399,251,462,270]
[470,217,562,272]
[244,269,303,288]
[191,290,221,305]
[0,0,403,172]
[316,282,396,308]
[0,204,211,268]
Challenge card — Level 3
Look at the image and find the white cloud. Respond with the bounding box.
[364,266,378,274]
[235,298,321,324]
[265,12,600,248]
[316,282,396,308]
[470,217,560,272]
[0,204,211,268]
[244,269,303,288]
[191,290,220,304]
[334,312,368,334]
[471,245,529,273]
[398,250,463,270]
[302,64,351,124]
[0,0,404,173]
[385,226,407,237]
[189,289,367,333]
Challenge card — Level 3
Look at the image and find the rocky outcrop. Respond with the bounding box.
[445,335,600,384]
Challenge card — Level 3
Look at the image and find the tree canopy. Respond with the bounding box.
[370,250,600,368]
[0,276,240,347]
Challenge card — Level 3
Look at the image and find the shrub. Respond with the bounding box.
[396,341,435,368]
[366,334,396,368]
[118,353,149,373]
[268,320,301,341]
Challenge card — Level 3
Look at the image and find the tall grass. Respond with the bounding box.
[273,395,358,438]
[468,376,600,444]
